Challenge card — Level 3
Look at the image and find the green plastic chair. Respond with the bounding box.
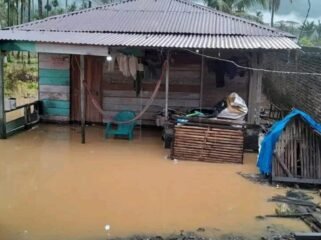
[105,111,136,140]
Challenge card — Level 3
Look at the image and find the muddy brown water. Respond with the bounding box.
[0,124,310,240]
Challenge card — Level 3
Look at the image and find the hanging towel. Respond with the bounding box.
[129,56,138,80]
[116,54,131,77]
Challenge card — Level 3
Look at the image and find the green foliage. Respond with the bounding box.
[204,0,267,13]
[4,54,38,97]
[45,3,52,12]
[203,0,268,23]
[51,0,59,8]
[68,2,77,12]
[299,21,315,38]
[299,37,314,47]
[0,1,6,28]
[268,0,280,11]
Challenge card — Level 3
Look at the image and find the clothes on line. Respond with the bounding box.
[129,56,138,80]
[110,53,142,79]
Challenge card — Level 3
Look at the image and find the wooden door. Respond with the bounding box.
[71,55,103,123]
[85,56,103,123]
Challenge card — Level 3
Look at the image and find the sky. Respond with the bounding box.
[250,0,321,25]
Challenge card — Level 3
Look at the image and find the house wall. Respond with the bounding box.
[102,50,250,125]
[38,50,251,125]
[102,51,201,125]
[201,50,250,108]
[38,53,71,122]
[262,48,321,122]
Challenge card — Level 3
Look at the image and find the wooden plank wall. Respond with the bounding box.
[172,124,244,164]
[102,51,202,125]
[39,53,70,122]
[272,117,321,184]
[201,51,250,108]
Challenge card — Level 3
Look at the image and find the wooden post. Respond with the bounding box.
[200,51,204,109]
[80,55,86,144]
[165,51,170,119]
[248,52,263,124]
[0,51,6,139]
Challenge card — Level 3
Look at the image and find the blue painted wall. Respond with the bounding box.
[39,53,71,121]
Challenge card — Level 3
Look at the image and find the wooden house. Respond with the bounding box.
[0,0,300,143]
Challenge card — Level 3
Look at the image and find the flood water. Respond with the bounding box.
[0,124,311,240]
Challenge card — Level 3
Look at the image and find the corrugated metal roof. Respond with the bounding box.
[11,0,292,37]
[0,0,299,49]
[0,31,300,49]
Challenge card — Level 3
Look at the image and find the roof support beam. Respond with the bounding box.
[165,51,170,120]
[248,52,263,124]
[0,51,7,139]
[0,41,109,56]
[80,55,86,144]
[200,51,204,109]
[36,43,109,56]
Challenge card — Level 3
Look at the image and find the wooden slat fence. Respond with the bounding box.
[272,117,321,185]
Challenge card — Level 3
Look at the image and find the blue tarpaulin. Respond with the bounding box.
[257,109,321,175]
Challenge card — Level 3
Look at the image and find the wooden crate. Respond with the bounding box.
[272,117,321,185]
[171,124,244,164]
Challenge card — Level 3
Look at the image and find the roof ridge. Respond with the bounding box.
[7,28,283,37]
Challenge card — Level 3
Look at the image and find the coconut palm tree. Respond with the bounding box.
[269,0,279,27]
[204,0,267,14]
[38,0,43,18]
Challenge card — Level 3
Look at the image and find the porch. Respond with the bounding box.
[0,44,262,144]
[0,123,308,240]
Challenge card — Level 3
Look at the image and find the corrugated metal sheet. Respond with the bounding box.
[0,0,299,49]
[11,0,292,37]
[0,31,300,49]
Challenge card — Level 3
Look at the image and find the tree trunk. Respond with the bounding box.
[28,0,31,21]
[271,0,275,27]
[32,0,35,17]
[7,1,10,26]
[15,0,19,25]
[20,0,24,24]
[38,0,43,18]
[28,0,31,64]
[46,0,49,17]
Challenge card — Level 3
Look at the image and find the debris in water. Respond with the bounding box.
[237,172,269,185]
[286,190,313,201]
[255,215,265,220]
[265,192,321,232]
[105,224,111,231]
[196,227,205,232]
[275,203,293,215]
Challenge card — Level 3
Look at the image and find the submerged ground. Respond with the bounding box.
[0,124,311,240]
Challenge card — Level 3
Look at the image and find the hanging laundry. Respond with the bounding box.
[116,54,131,77]
[129,56,138,80]
[134,60,144,97]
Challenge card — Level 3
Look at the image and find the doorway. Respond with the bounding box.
[71,55,103,123]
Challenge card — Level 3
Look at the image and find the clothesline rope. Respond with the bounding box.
[184,49,321,77]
